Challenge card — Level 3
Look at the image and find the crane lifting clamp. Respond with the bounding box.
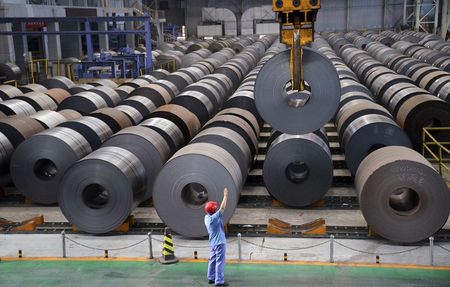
[272,0,321,91]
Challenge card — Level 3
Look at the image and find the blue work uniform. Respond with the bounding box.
[205,210,226,285]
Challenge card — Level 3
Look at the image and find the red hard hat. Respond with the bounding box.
[205,201,217,214]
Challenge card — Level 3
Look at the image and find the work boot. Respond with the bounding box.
[215,283,229,286]
[208,280,214,284]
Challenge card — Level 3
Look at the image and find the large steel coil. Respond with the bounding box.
[255,47,341,134]
[68,84,95,95]
[44,88,71,104]
[0,99,36,117]
[263,129,332,207]
[40,76,75,90]
[0,63,21,82]
[355,146,450,243]
[0,85,24,100]
[59,146,146,233]
[57,91,108,115]
[11,115,114,204]
[153,142,241,237]
[19,84,47,93]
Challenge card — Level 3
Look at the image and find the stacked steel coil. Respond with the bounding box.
[186,39,215,53]
[56,35,277,234]
[326,33,450,150]
[255,39,341,134]
[324,33,450,243]
[355,146,450,242]
[11,37,257,206]
[0,85,24,100]
[0,63,21,83]
[0,109,81,184]
[152,36,279,237]
[209,38,239,53]
[401,30,450,54]
[313,36,411,175]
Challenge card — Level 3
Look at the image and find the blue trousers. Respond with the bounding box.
[207,243,226,285]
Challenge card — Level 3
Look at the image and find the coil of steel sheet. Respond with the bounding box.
[130,84,174,107]
[337,100,412,175]
[119,78,152,89]
[10,115,113,204]
[115,96,156,125]
[255,47,340,134]
[68,84,95,95]
[89,86,121,107]
[103,126,172,199]
[17,92,58,111]
[171,90,215,125]
[147,104,201,143]
[19,84,47,93]
[40,76,75,90]
[148,69,170,80]
[0,85,24,100]
[88,79,118,89]
[355,146,450,243]
[89,107,133,133]
[396,94,450,149]
[57,91,108,115]
[263,129,332,207]
[44,88,71,104]
[0,116,45,184]
[0,63,21,82]
[139,117,185,156]
[114,85,134,100]
[0,99,36,116]
[59,146,146,233]
[153,142,241,237]
[30,110,68,129]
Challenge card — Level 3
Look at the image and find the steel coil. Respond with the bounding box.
[255,47,340,134]
[355,146,450,243]
[264,129,332,207]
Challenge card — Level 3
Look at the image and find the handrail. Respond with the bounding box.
[422,127,450,176]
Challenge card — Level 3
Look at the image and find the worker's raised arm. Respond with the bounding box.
[219,188,229,213]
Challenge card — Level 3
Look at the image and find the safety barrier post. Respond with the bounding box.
[61,231,66,258]
[429,236,434,266]
[148,232,153,259]
[237,233,242,262]
[329,235,334,263]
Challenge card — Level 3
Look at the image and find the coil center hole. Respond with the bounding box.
[181,183,208,209]
[284,80,311,108]
[82,184,110,209]
[285,161,309,184]
[34,158,57,181]
[389,188,420,216]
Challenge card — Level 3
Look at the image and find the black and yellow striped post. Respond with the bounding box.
[159,227,178,264]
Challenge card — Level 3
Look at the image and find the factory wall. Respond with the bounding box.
[185,0,422,38]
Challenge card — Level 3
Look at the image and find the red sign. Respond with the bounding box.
[25,22,47,29]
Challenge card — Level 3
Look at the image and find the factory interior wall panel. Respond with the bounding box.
[185,0,208,38]
[197,25,223,37]
[0,23,15,63]
[59,22,83,59]
[255,23,278,35]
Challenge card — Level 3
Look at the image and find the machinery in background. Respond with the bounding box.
[76,48,149,79]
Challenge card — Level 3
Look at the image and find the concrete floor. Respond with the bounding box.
[0,261,449,287]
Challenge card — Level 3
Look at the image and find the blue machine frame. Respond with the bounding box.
[0,16,153,72]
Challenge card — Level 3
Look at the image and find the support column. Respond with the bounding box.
[433,0,439,34]
[0,23,15,63]
[98,21,109,51]
[345,0,349,32]
[125,14,135,49]
[46,22,62,60]
[415,0,421,32]
[441,0,448,39]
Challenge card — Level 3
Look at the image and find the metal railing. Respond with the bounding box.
[422,127,450,177]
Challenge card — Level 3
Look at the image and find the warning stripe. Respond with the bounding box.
[163,244,174,252]
[163,240,173,247]
[162,250,174,256]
